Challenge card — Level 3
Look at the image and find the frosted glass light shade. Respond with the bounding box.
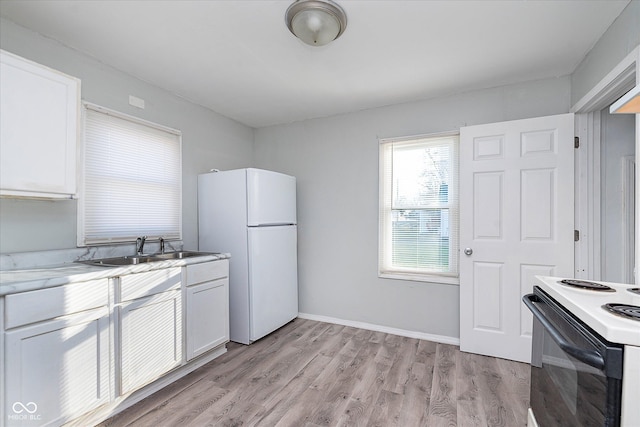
[286,0,347,46]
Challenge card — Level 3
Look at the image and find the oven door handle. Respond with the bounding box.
[523,294,605,370]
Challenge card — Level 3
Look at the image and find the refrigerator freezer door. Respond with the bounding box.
[246,168,297,226]
[248,225,298,342]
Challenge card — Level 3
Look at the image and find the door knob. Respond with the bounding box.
[464,248,473,255]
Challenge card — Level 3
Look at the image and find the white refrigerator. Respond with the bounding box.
[198,168,298,344]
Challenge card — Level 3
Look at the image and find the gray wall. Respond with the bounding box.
[254,77,571,339]
[571,0,640,106]
[0,18,255,253]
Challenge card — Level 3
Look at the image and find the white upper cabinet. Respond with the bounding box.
[0,49,80,199]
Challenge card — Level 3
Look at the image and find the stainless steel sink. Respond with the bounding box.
[81,256,159,266]
[79,251,218,267]
[151,250,218,260]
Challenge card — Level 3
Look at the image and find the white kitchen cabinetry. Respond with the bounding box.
[0,49,80,199]
[185,260,229,360]
[117,268,182,395]
[1,257,230,426]
[3,279,110,426]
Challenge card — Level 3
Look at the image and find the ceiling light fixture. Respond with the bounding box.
[285,0,347,47]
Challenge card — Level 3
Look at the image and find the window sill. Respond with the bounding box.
[379,271,459,285]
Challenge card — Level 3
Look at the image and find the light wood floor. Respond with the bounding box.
[99,318,530,427]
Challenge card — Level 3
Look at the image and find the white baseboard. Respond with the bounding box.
[297,312,460,346]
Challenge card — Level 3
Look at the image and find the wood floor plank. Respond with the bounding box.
[97,320,530,427]
[397,361,432,427]
[472,353,519,427]
[456,351,489,427]
[383,336,418,394]
[493,357,530,426]
[127,380,229,427]
[426,344,458,427]
[249,354,334,426]
[335,339,396,427]
[307,330,377,426]
[366,389,404,427]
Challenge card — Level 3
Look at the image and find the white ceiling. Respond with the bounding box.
[0,0,631,128]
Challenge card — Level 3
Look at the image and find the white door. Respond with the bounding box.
[248,225,298,341]
[246,168,297,226]
[459,113,574,363]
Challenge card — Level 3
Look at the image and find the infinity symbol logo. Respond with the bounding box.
[12,402,38,414]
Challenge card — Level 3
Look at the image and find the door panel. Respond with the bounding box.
[248,225,298,341]
[474,172,503,239]
[246,169,297,226]
[186,279,229,360]
[460,113,574,363]
[473,261,503,330]
[4,309,110,425]
[119,290,182,395]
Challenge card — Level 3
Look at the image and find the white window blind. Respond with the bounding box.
[379,133,459,282]
[79,104,182,246]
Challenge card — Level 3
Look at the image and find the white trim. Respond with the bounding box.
[378,130,460,145]
[378,132,460,281]
[610,85,640,114]
[636,114,640,286]
[83,102,182,136]
[297,312,461,346]
[571,47,638,114]
[571,45,639,283]
[574,112,601,280]
[378,271,459,285]
[622,155,636,284]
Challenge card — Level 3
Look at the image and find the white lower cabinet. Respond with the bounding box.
[3,280,110,427]
[185,260,229,361]
[117,268,182,396]
[2,259,230,426]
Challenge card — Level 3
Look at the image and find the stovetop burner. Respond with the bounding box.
[603,303,640,321]
[558,279,615,292]
[628,288,640,295]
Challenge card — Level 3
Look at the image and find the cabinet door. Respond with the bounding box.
[0,50,80,198]
[186,278,229,360]
[119,290,182,395]
[4,308,110,426]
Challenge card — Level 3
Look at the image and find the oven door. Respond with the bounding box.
[523,288,623,427]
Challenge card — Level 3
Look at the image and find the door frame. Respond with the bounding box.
[570,46,639,284]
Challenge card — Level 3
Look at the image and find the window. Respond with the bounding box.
[78,104,182,246]
[379,133,459,283]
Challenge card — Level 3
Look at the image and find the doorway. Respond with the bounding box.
[572,46,639,285]
[601,106,635,283]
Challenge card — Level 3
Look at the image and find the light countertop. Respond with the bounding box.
[0,253,230,296]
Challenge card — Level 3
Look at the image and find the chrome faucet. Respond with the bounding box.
[135,236,147,255]
[159,237,165,254]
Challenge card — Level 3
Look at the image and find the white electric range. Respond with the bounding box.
[525,276,640,427]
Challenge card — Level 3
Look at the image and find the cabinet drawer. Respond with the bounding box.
[5,278,109,329]
[186,260,229,287]
[120,267,181,301]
